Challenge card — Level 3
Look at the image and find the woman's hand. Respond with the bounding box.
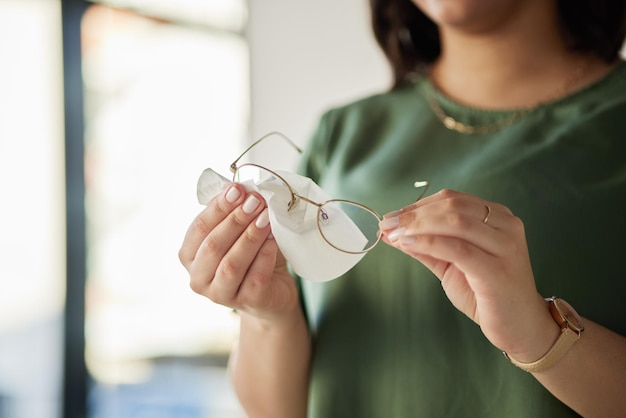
[379,189,559,362]
[180,183,311,418]
[179,183,299,323]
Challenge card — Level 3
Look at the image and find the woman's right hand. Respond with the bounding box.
[178,183,299,322]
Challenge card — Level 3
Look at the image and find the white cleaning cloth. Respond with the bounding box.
[197,168,367,282]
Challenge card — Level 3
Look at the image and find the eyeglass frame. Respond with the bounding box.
[229,131,428,254]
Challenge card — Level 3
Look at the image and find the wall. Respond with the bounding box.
[246,0,390,168]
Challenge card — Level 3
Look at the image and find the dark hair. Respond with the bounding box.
[371,0,626,88]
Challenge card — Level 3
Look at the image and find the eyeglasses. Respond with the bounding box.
[230,131,429,254]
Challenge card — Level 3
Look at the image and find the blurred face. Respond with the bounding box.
[410,0,542,33]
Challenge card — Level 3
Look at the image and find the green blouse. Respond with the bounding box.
[297,62,626,418]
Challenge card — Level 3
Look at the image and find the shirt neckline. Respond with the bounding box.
[419,60,626,118]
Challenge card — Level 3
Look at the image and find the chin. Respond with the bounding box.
[411,0,526,32]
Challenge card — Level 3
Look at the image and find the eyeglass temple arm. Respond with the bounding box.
[230,131,303,173]
[414,180,429,201]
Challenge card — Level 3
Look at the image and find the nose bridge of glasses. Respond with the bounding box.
[293,194,322,210]
[229,158,390,254]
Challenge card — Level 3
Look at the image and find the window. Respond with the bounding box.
[0,1,65,418]
[81,2,249,416]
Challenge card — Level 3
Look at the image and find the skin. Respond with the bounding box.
[179,185,309,418]
[379,191,626,417]
[179,0,626,416]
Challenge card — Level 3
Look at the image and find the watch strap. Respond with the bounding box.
[504,326,580,373]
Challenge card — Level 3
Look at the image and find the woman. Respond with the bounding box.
[179,0,626,416]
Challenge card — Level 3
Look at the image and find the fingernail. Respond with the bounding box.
[255,208,270,228]
[225,186,241,203]
[399,235,416,245]
[379,216,400,230]
[242,195,261,214]
[384,209,402,218]
[387,227,406,242]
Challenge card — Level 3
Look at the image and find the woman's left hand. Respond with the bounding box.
[379,189,559,361]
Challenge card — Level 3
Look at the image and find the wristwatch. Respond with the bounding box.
[504,296,585,373]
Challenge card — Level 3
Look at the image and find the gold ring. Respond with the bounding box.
[482,205,492,224]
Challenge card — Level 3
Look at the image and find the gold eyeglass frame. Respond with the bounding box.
[229,131,429,254]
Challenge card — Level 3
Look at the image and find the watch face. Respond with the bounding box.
[554,298,585,332]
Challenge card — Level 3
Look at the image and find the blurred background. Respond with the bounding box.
[0,0,388,417]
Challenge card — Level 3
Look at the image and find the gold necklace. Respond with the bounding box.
[426,62,587,135]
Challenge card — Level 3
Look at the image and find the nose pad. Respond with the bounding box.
[319,208,329,225]
[287,195,298,211]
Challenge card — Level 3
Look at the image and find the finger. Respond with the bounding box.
[209,208,274,303]
[236,235,282,309]
[409,251,450,281]
[179,184,246,268]
[396,234,499,289]
[381,201,512,256]
[190,193,266,295]
[410,251,476,305]
[382,189,512,225]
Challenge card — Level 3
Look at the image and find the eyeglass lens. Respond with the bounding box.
[233,165,380,254]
